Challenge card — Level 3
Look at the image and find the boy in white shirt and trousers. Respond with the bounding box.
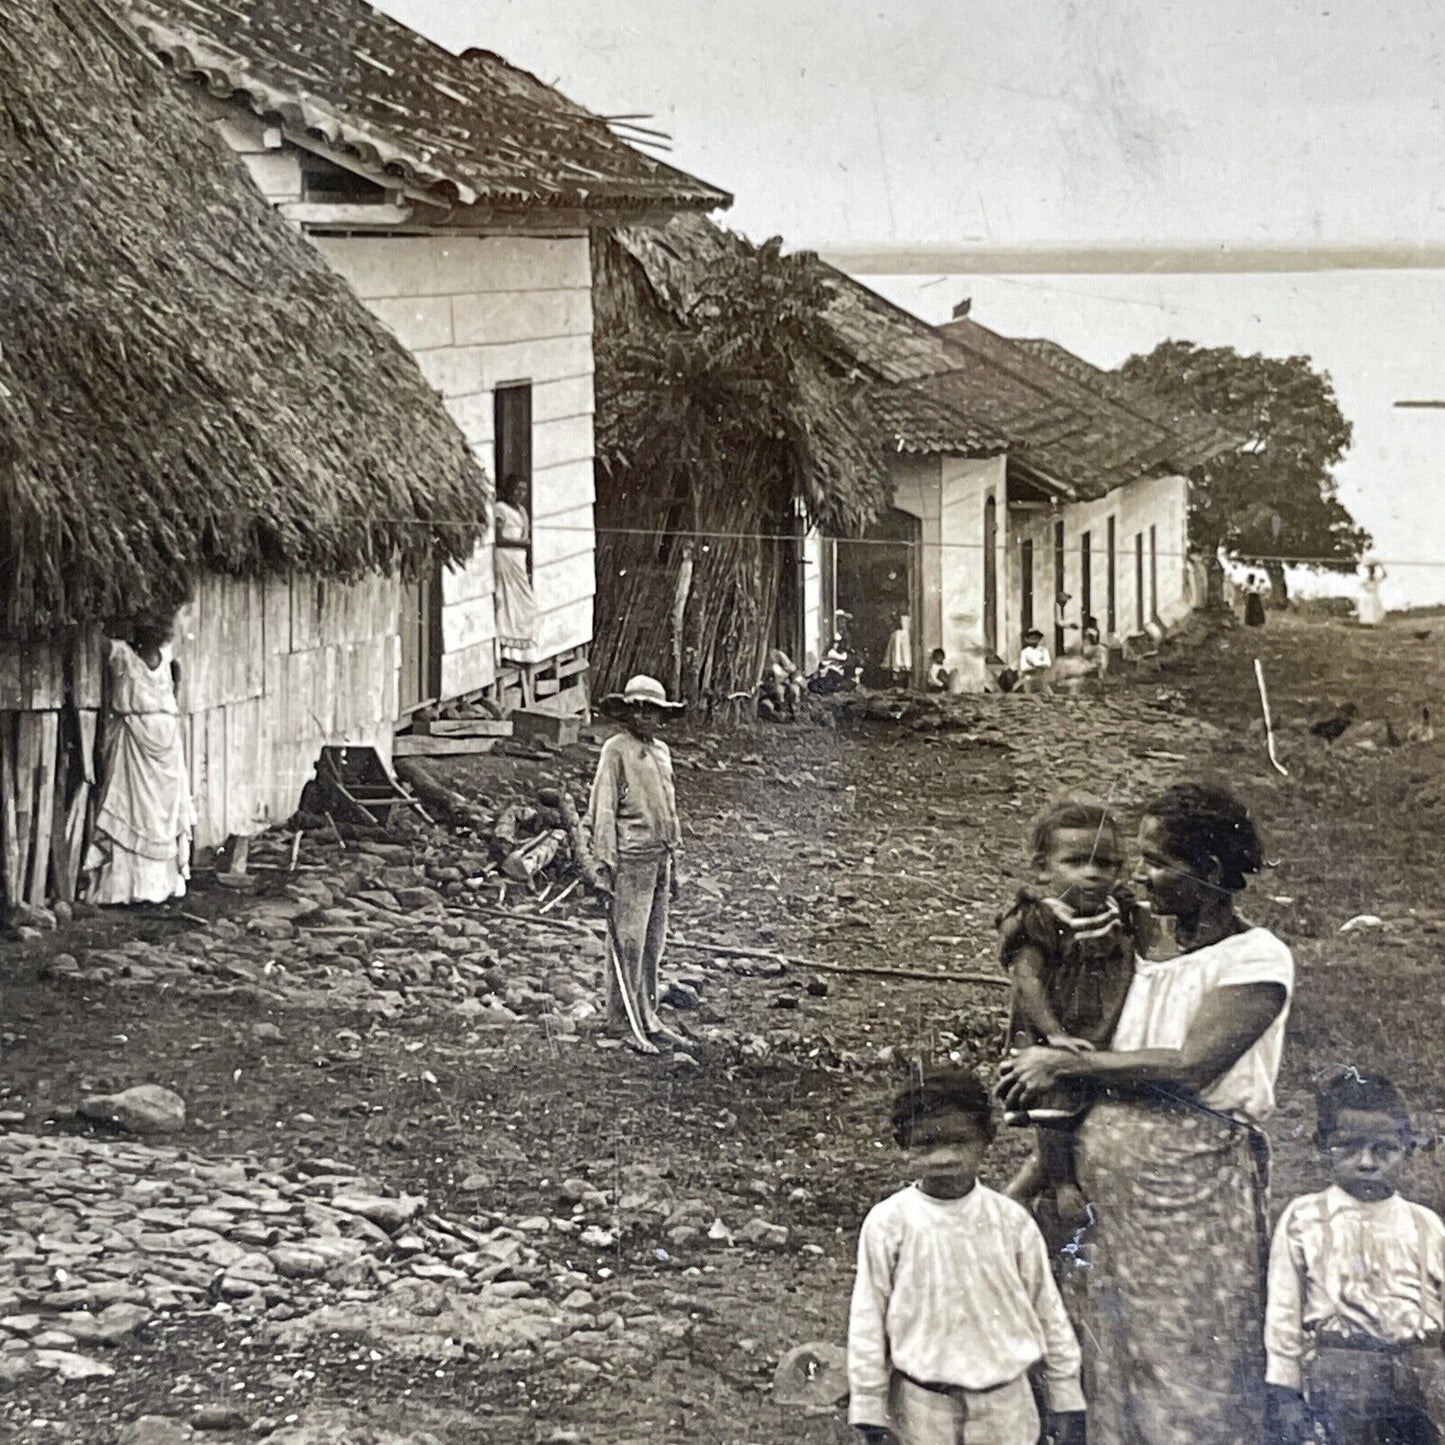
[586,675,692,1058]
[848,1068,1086,1444]
[1266,1067,1445,1443]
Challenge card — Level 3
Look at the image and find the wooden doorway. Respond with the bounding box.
[1020,538,1035,636]
[835,508,922,687]
[982,494,998,658]
[398,570,442,716]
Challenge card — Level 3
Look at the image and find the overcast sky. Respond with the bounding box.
[378,0,1444,253]
[378,0,1445,604]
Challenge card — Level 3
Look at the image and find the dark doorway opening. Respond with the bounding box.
[835,508,922,688]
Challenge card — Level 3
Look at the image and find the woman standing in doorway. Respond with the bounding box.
[494,472,537,662]
[1000,780,1294,1444]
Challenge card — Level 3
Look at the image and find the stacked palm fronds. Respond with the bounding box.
[592,222,892,701]
[0,0,490,638]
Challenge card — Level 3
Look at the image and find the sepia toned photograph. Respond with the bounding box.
[0,1,1441,1441]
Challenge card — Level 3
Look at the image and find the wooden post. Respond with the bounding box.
[0,713,18,909]
[12,713,39,906]
[48,731,70,902]
[27,712,58,906]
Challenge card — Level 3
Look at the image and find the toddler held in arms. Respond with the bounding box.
[997,797,1139,1230]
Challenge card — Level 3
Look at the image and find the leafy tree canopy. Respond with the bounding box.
[1117,341,1369,577]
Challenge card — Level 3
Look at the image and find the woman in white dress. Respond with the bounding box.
[1358,562,1387,627]
[493,473,538,663]
[84,616,195,905]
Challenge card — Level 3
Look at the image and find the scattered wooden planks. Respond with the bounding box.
[410,717,513,739]
[394,734,502,758]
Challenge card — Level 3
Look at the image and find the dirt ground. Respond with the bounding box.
[1,608,1442,1444]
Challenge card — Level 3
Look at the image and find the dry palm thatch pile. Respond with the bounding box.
[0,0,489,639]
[592,221,892,701]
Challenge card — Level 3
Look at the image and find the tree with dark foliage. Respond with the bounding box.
[1118,342,1368,601]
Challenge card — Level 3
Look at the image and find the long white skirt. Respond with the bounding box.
[84,712,194,905]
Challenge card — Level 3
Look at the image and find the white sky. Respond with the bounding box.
[379,0,1445,604]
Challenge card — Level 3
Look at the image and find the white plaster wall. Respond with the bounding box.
[801,530,824,671]
[1008,472,1191,659]
[312,234,597,700]
[210,110,597,706]
[889,457,943,676]
[888,455,1007,690]
[938,456,1008,689]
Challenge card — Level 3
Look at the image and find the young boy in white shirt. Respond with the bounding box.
[586,674,691,1058]
[1266,1067,1445,1443]
[1018,628,1054,696]
[847,1068,1086,1445]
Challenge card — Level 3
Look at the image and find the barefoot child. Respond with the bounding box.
[1266,1068,1445,1444]
[998,798,1138,1228]
[586,675,691,1057]
[847,1068,1086,1445]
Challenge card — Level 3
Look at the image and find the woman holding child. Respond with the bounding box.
[1000,779,1294,1445]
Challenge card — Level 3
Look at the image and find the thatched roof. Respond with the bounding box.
[125,0,731,216]
[0,0,490,637]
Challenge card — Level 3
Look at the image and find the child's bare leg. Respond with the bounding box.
[1004,1144,1048,1205]
[1040,1129,1090,1231]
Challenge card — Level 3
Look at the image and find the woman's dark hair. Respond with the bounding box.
[1028,795,1118,869]
[1312,1066,1413,1145]
[890,1068,996,1148]
[1143,779,1263,892]
[498,471,527,505]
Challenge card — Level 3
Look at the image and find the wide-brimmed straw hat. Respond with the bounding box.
[602,674,685,712]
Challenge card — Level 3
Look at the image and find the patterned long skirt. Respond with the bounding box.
[1074,1096,1270,1444]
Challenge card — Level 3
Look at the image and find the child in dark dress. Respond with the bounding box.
[998,797,1139,1229]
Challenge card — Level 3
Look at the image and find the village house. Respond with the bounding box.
[936,313,1234,669]
[803,280,1236,688]
[124,0,729,719]
[0,0,492,908]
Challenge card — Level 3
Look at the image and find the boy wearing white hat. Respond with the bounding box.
[586,675,691,1055]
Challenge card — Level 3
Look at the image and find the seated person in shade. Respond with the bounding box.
[1018,628,1054,695]
[925,648,954,693]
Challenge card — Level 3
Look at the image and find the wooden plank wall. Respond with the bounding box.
[0,570,402,901]
[177,572,400,849]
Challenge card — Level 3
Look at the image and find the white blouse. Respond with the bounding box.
[1110,926,1294,1123]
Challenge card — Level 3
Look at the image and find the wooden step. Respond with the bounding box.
[412,717,513,738]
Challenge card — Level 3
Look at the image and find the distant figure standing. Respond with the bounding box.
[1358,562,1387,627]
[493,472,537,662]
[883,612,912,690]
[1245,571,1269,628]
[84,614,196,905]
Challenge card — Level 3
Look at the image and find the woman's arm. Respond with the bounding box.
[999,982,1286,1106]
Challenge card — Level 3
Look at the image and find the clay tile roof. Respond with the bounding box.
[937,316,1239,498]
[123,0,731,214]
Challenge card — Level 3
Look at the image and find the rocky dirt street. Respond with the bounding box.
[0,610,1441,1443]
